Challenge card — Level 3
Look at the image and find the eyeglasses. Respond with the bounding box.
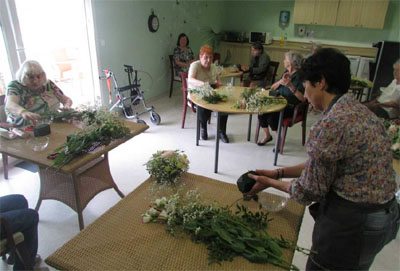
[26,73,44,80]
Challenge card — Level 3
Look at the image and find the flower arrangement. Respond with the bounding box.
[142,190,310,270]
[189,84,227,104]
[234,88,286,112]
[351,76,373,88]
[385,119,400,159]
[145,150,189,185]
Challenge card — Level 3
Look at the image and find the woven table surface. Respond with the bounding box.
[46,172,305,270]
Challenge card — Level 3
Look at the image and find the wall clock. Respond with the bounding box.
[148,11,159,33]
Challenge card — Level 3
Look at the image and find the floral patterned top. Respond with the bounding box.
[290,93,397,205]
[173,46,194,77]
[6,80,71,126]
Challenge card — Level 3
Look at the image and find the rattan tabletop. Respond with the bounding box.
[46,172,305,270]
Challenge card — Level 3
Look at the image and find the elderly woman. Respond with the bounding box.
[257,51,305,146]
[5,60,72,126]
[248,48,399,270]
[173,33,195,77]
[188,44,229,143]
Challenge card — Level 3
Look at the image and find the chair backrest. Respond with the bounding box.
[265,61,279,88]
[213,53,221,64]
[0,95,6,122]
[169,55,181,81]
[283,100,309,127]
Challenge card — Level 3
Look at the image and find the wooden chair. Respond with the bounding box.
[255,100,309,154]
[180,72,196,128]
[0,95,11,179]
[168,55,182,98]
[213,52,221,64]
[264,61,280,88]
[0,217,33,269]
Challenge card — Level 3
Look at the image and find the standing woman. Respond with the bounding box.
[188,44,229,143]
[257,51,305,146]
[173,33,195,77]
[5,60,72,126]
[248,48,399,270]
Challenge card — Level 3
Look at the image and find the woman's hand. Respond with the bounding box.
[21,110,41,124]
[245,173,274,195]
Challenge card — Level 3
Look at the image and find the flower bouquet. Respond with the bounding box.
[385,120,400,159]
[188,84,227,104]
[145,150,189,185]
[234,88,286,112]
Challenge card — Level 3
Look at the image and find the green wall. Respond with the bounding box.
[92,0,399,101]
[93,0,225,102]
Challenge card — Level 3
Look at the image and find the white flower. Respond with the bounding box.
[391,143,400,151]
[148,207,159,217]
[142,213,152,223]
[158,210,169,220]
[155,197,167,208]
[160,150,175,158]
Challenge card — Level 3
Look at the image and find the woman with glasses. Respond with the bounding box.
[5,60,72,126]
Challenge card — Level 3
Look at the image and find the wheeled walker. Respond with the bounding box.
[100,64,161,125]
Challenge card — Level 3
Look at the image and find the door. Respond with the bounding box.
[0,0,99,105]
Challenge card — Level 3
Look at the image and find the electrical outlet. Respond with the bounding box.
[298,26,305,37]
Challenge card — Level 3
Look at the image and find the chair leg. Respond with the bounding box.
[2,153,8,179]
[169,79,173,98]
[279,126,288,154]
[302,122,306,145]
[182,102,188,129]
[254,120,260,143]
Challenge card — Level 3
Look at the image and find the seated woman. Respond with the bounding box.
[5,60,72,126]
[241,42,270,88]
[364,59,400,119]
[187,44,229,143]
[173,33,195,77]
[257,51,305,146]
[0,194,39,270]
[247,48,399,270]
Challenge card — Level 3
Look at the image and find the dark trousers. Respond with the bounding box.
[306,192,400,270]
[0,194,39,270]
[258,107,294,131]
[198,106,228,133]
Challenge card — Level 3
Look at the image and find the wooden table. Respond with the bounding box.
[45,172,305,270]
[189,86,287,172]
[220,67,242,85]
[0,121,148,230]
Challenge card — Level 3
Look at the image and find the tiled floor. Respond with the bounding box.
[0,90,399,270]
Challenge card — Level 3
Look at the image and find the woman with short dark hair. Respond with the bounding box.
[173,33,194,77]
[247,48,399,270]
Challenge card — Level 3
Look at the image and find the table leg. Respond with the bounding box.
[274,110,284,166]
[247,114,252,141]
[196,106,200,146]
[214,113,220,173]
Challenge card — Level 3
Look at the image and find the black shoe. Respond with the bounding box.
[201,128,208,140]
[257,136,273,146]
[219,132,229,143]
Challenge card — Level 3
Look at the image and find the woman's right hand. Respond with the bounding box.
[255,169,277,179]
[21,110,41,124]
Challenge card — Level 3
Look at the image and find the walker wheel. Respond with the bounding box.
[137,119,147,125]
[150,112,161,125]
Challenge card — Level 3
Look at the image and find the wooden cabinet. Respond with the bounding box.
[293,0,339,26]
[335,0,389,29]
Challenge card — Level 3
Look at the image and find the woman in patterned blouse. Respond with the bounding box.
[247,48,399,270]
[173,33,194,77]
[5,60,72,126]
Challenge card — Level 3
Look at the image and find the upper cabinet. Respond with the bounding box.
[293,0,340,26]
[336,0,389,29]
[293,0,389,29]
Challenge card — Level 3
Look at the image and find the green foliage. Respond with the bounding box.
[143,191,309,270]
[189,87,227,104]
[351,76,373,88]
[51,110,130,168]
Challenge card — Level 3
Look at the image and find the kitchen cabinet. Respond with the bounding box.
[293,0,340,26]
[336,0,389,29]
